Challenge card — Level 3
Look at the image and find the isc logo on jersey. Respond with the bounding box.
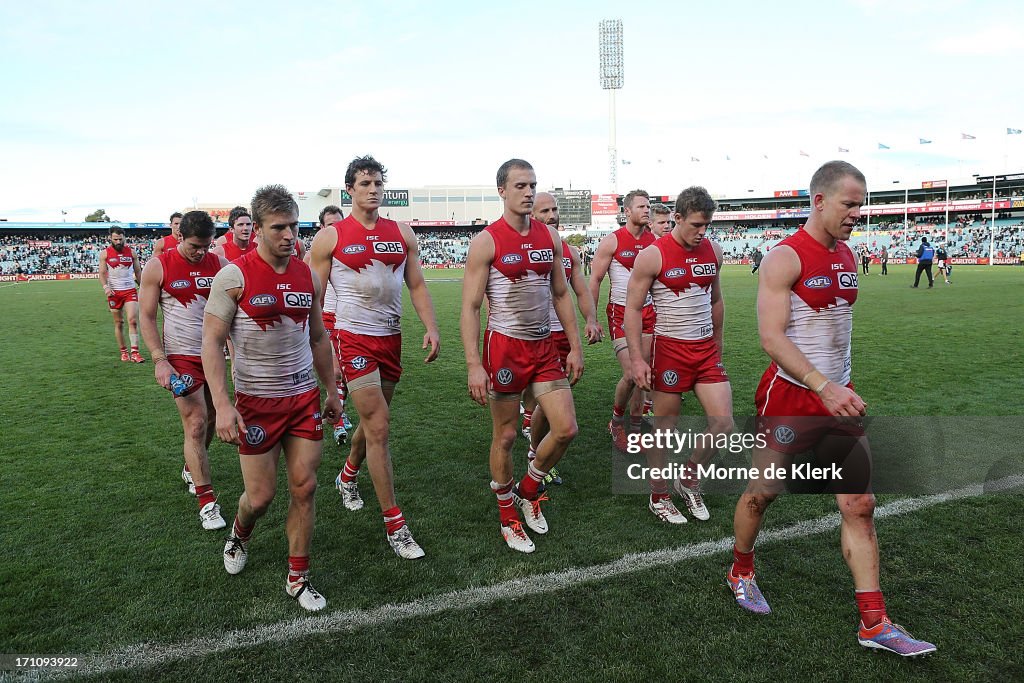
[692,263,717,277]
[838,272,859,289]
[373,242,404,254]
[284,292,313,308]
[528,249,553,263]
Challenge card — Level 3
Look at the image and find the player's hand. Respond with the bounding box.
[467,363,491,406]
[584,321,604,344]
[565,348,584,386]
[216,407,247,446]
[422,329,440,363]
[103,285,113,296]
[154,358,173,390]
[819,383,867,417]
[631,357,652,392]
[322,394,342,425]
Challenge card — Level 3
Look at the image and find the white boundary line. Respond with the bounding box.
[15,477,1022,681]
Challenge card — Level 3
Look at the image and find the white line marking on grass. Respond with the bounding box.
[16,476,1022,681]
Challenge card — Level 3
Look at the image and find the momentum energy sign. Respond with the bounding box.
[340,189,409,207]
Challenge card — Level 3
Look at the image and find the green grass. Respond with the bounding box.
[0,264,1022,681]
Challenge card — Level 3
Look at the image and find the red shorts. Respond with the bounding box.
[235,386,323,455]
[550,329,572,370]
[607,302,655,340]
[334,330,402,384]
[167,354,206,398]
[107,288,138,310]
[483,329,566,394]
[651,336,728,393]
[755,368,864,454]
[322,312,336,334]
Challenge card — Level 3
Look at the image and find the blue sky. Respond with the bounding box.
[2,0,1022,221]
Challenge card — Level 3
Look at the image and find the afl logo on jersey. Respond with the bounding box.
[169,279,191,290]
[248,294,277,306]
[664,267,687,278]
[496,368,514,385]
[343,244,366,255]
[528,249,554,263]
[773,425,796,445]
[351,356,368,371]
[245,425,267,446]
[804,275,832,289]
[501,254,522,265]
[661,370,679,386]
[619,250,637,259]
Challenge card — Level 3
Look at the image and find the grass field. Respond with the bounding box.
[1,264,1022,681]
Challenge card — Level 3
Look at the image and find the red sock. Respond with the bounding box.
[683,459,700,485]
[490,480,518,526]
[184,463,191,474]
[233,516,254,542]
[131,345,139,352]
[855,590,888,628]
[650,491,670,502]
[383,506,405,535]
[287,555,310,583]
[194,483,215,508]
[340,459,359,483]
[518,461,546,500]
[630,417,643,431]
[612,405,626,418]
[732,546,755,577]
[643,399,653,413]
[522,410,532,428]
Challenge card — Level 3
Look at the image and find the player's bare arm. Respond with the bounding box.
[139,258,172,390]
[758,246,866,417]
[624,246,660,392]
[567,244,602,343]
[460,230,494,406]
[709,240,726,355]
[132,251,142,286]
[152,238,164,257]
[98,256,112,296]
[548,226,583,385]
[588,232,616,309]
[308,226,339,310]
[201,268,245,444]
[308,271,341,425]
[400,223,441,363]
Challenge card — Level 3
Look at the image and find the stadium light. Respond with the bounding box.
[599,19,623,193]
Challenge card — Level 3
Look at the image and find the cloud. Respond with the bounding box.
[934,24,1024,56]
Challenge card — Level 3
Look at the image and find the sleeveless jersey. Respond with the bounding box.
[775,228,858,387]
[158,248,222,356]
[103,246,137,290]
[223,237,257,262]
[651,235,718,340]
[608,227,655,307]
[160,235,179,252]
[548,240,574,333]
[485,217,555,340]
[224,250,317,397]
[329,215,407,336]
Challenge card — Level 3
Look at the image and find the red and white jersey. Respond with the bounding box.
[159,234,179,252]
[218,250,317,398]
[328,215,407,336]
[158,248,222,356]
[774,228,859,387]
[103,246,137,290]
[222,237,257,262]
[651,235,719,341]
[608,227,655,307]
[548,240,574,333]
[485,217,555,340]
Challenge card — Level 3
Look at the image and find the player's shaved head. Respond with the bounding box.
[532,192,559,227]
[809,161,866,198]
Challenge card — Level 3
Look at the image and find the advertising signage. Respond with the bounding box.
[340,189,409,207]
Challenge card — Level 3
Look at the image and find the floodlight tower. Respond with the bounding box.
[599,19,624,193]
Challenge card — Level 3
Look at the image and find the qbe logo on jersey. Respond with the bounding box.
[838,272,859,289]
[373,242,404,254]
[528,249,553,264]
[692,263,717,277]
[284,292,313,309]
[194,276,213,289]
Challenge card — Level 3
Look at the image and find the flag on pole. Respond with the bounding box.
[1008,128,1022,135]
[725,155,731,161]
[762,154,768,160]
[690,156,700,162]
[878,143,890,150]
[961,133,976,140]
[838,147,849,153]
[621,159,632,165]
[799,150,809,157]
[919,138,932,144]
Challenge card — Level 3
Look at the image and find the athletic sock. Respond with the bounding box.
[527,447,537,462]
[681,459,700,486]
[184,463,191,474]
[518,461,546,500]
[490,479,519,526]
[195,483,215,508]
[287,555,310,584]
[383,506,406,535]
[340,459,360,483]
[129,333,139,349]
[612,405,626,419]
[522,410,532,428]
[855,590,888,628]
[731,546,755,577]
[643,399,653,414]
[630,416,643,431]
[233,516,254,542]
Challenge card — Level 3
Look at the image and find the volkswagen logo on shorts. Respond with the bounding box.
[351,356,368,371]
[496,368,514,385]
[661,370,679,386]
[773,425,796,445]
[180,374,195,388]
[245,425,267,446]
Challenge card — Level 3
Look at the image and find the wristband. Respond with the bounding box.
[814,379,830,394]
[152,355,168,365]
[801,369,827,389]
